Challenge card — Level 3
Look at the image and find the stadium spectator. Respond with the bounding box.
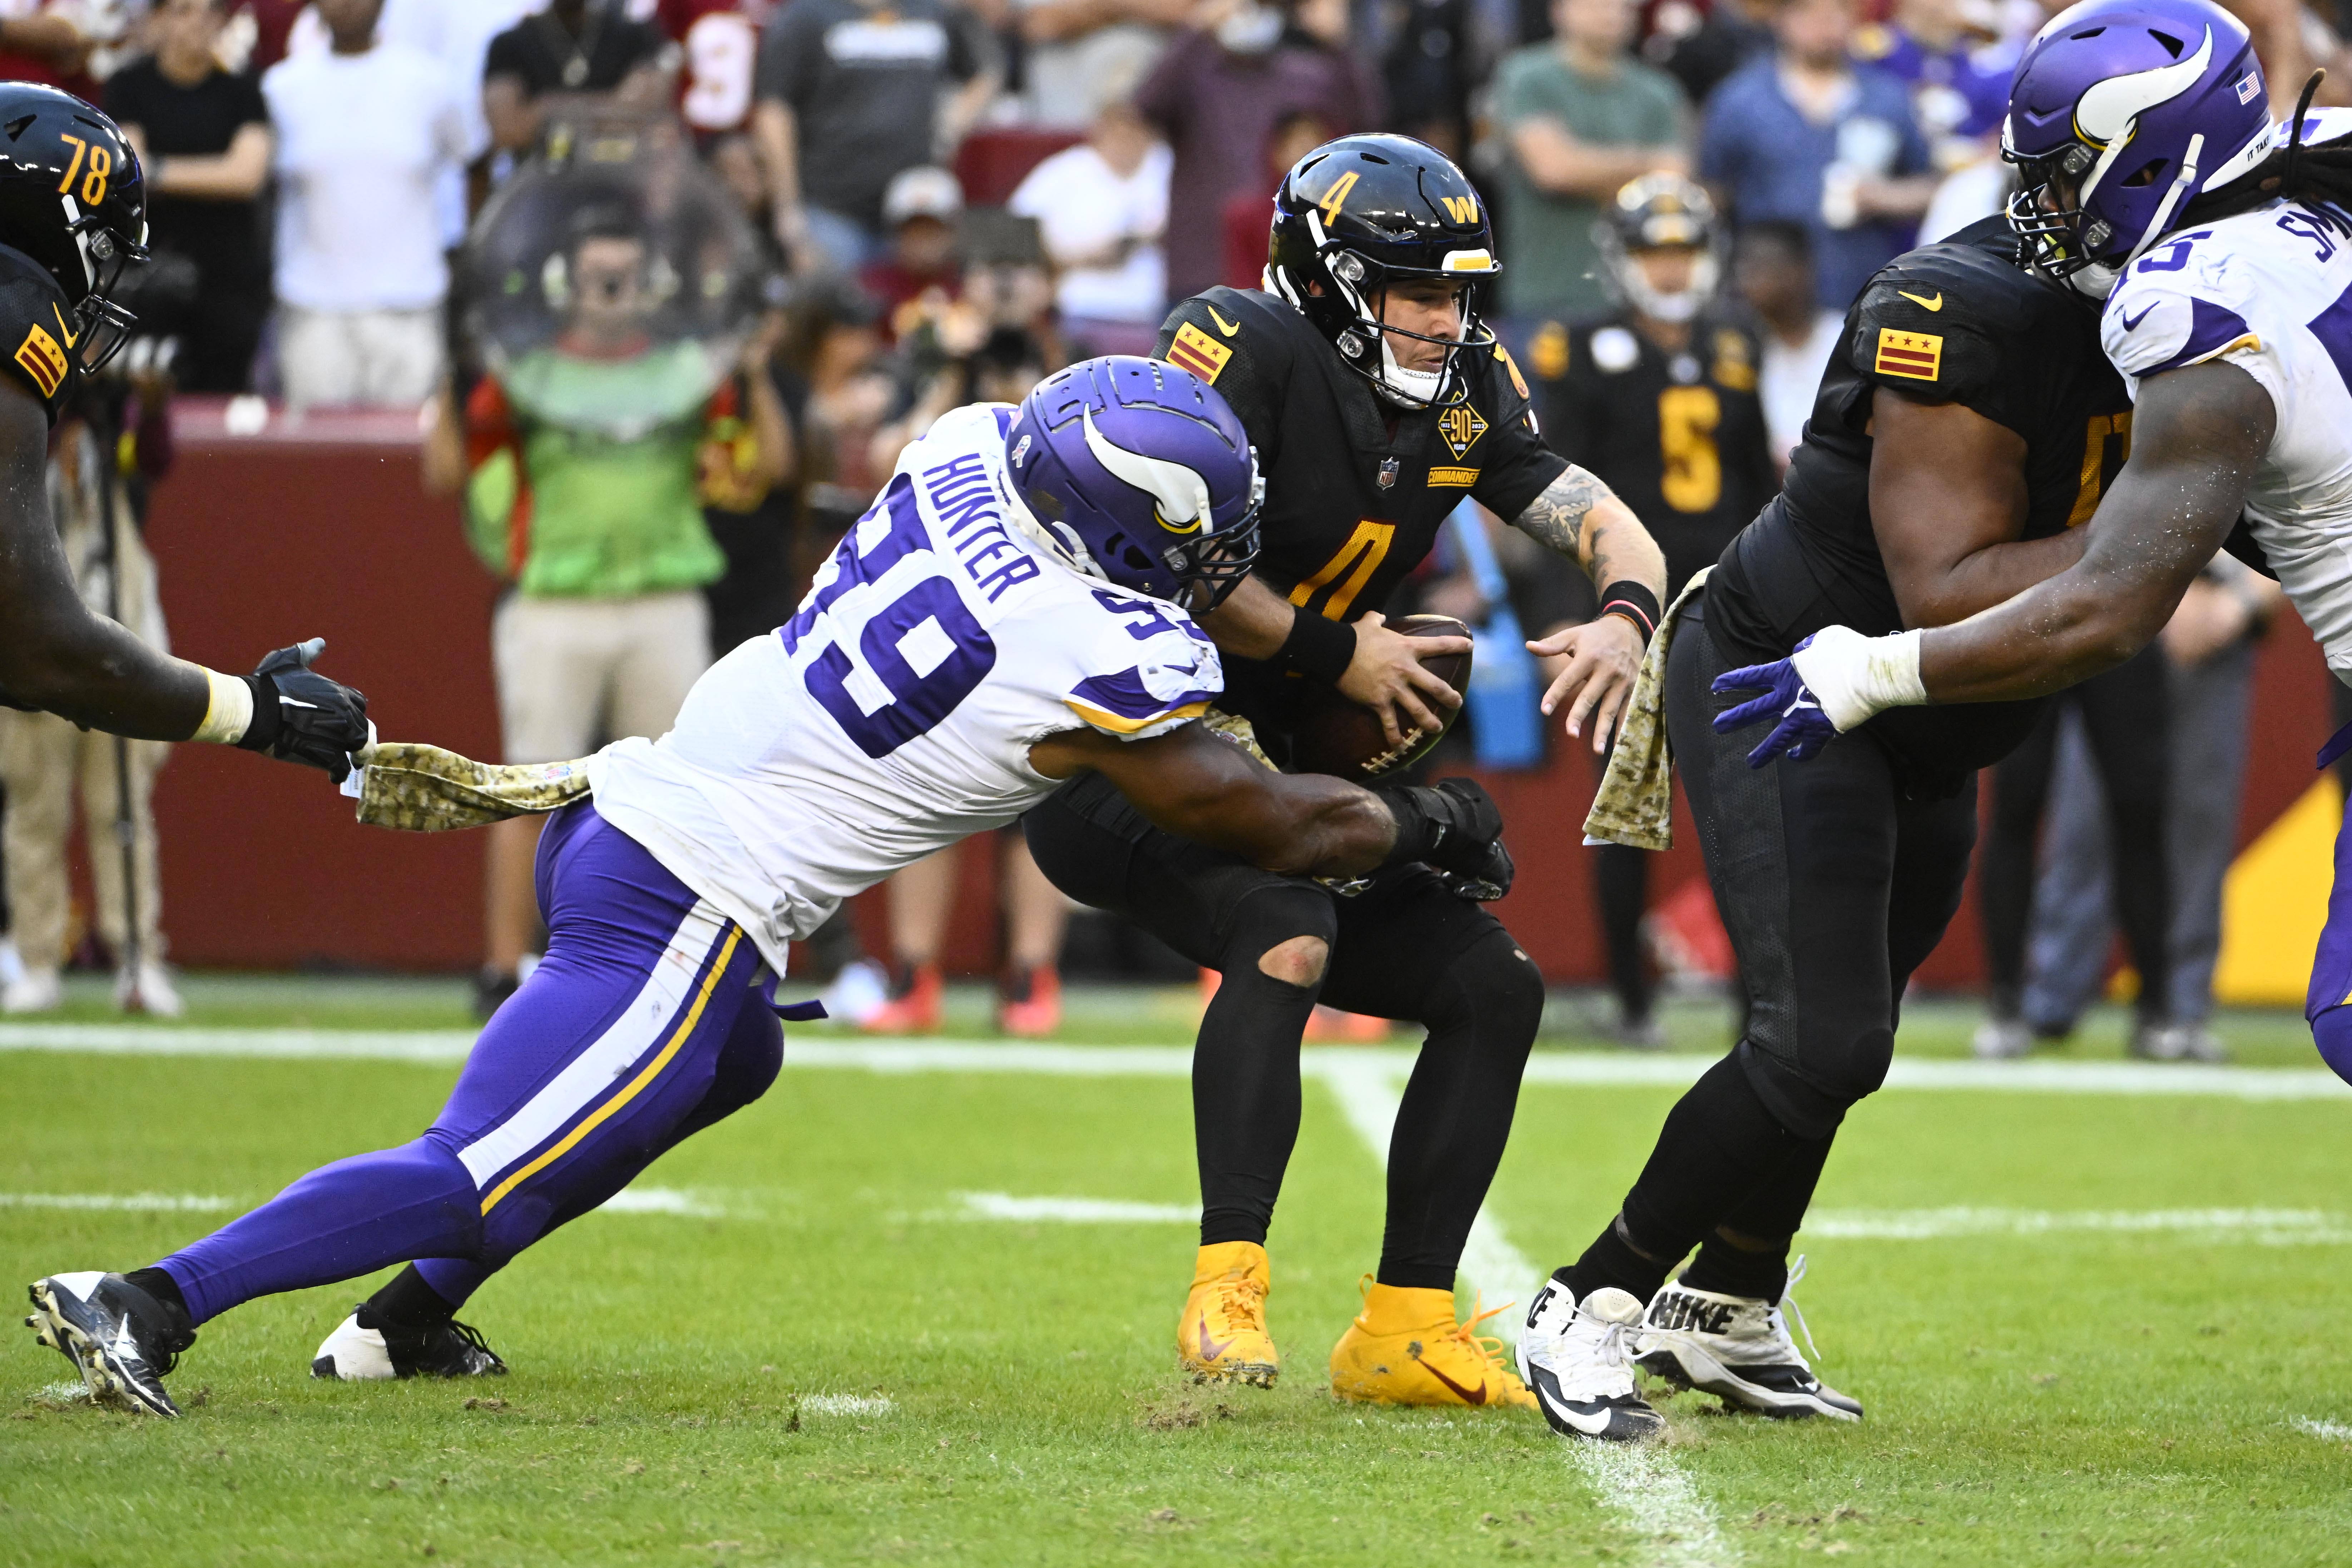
[482,0,678,154]
[866,831,1072,1035]
[1698,0,1935,312]
[262,0,468,409]
[1492,0,1688,324]
[702,318,807,657]
[1220,108,1327,290]
[1646,0,1772,106]
[1008,97,1171,350]
[860,165,966,346]
[0,389,179,1018]
[660,0,768,135]
[1134,0,1379,303]
[752,0,1001,274]
[2018,560,2284,1063]
[1380,0,1481,156]
[0,0,95,90]
[106,0,274,395]
[1732,218,1839,468]
[1012,0,1188,128]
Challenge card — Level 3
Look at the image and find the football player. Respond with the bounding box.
[1023,133,1671,1409]
[0,86,366,776]
[1529,174,1777,1046]
[1719,10,2352,1079]
[24,356,1514,1414]
[1514,101,2154,1433]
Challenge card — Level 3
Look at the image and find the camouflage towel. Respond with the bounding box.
[349,742,592,832]
[1582,567,1710,853]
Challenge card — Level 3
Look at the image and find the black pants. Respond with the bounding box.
[1979,647,2173,1021]
[1025,773,1545,1289]
[1668,600,1980,1141]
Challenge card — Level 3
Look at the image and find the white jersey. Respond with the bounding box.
[586,402,1223,973]
[2099,186,2352,673]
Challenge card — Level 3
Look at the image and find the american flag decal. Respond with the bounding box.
[2238,73,2261,103]
[1164,321,1231,385]
[1875,327,1942,382]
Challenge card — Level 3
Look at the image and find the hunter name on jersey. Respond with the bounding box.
[0,241,82,422]
[2097,194,2352,676]
[1153,285,1563,756]
[1706,216,2133,788]
[588,402,1222,969]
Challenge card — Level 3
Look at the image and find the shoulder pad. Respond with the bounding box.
[0,246,75,424]
[1490,336,1532,403]
[1159,287,1283,391]
[1847,243,2040,400]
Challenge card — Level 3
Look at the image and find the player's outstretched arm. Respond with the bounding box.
[1028,722,1511,891]
[0,380,372,775]
[1716,361,2271,765]
[1515,464,1668,751]
[1914,360,2270,702]
[1198,575,1469,751]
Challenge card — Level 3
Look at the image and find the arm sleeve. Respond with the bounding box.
[1153,294,1287,464]
[232,71,268,128]
[1059,604,1227,740]
[2100,270,2283,411]
[1472,340,1570,521]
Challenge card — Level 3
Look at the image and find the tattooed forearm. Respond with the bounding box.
[1510,465,1667,594]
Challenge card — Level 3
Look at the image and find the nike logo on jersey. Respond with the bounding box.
[2120,302,2157,331]
[50,304,77,350]
[1206,306,1241,337]
[1897,290,1943,311]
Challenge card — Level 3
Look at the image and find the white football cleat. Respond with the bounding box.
[1634,1259,1861,1421]
[25,1271,193,1416]
[312,1305,506,1380]
[1517,1279,1664,1442]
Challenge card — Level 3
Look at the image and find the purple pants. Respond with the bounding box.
[157,801,781,1324]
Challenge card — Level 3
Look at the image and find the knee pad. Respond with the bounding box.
[1426,928,1545,1037]
[700,1005,785,1126]
[1735,1037,1871,1142]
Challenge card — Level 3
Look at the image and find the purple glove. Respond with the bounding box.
[1710,633,1839,767]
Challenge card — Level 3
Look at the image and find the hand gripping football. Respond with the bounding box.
[1287,614,1474,782]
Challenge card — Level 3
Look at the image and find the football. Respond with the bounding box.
[1286,614,1475,782]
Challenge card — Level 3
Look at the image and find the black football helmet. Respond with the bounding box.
[1264,133,1499,410]
[0,85,149,377]
[1594,174,1722,325]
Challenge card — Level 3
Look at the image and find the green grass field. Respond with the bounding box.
[4,979,2351,1565]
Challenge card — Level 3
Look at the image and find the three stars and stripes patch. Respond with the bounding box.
[1874,327,1942,382]
[1165,322,1231,385]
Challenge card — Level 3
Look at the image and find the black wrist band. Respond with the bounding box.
[1373,785,1434,869]
[1278,605,1356,686]
[1597,580,1662,645]
[236,674,279,752]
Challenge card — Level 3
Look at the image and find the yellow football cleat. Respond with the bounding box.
[1177,1240,1279,1386]
[1328,1277,1537,1409]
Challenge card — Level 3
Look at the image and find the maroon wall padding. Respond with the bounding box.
[137,399,2342,982]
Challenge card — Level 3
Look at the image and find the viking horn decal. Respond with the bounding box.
[1082,405,1210,534]
[2075,26,2214,146]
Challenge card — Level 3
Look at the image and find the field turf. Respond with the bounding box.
[3,978,2350,1565]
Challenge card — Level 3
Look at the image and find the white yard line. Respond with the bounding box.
[3,1025,2340,1101]
[598,1187,723,1217]
[1318,1058,1733,1568]
[957,1192,1195,1223]
[799,1394,893,1416]
[2293,1416,2352,1442]
[0,1192,234,1212]
[1806,1207,2352,1242]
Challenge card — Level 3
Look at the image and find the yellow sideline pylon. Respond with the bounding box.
[2213,776,2342,1007]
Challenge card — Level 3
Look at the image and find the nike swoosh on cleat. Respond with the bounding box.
[1206,306,1241,337]
[1195,1313,1233,1363]
[1897,290,1943,311]
[1417,1357,1487,1405]
[1538,1386,1616,1435]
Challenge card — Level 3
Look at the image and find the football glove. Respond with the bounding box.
[236,638,370,782]
[1377,777,1515,899]
[1710,633,1838,767]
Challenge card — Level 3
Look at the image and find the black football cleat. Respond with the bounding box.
[25,1271,195,1417]
[312,1305,507,1380]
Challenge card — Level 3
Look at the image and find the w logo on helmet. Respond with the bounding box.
[1440,195,1478,224]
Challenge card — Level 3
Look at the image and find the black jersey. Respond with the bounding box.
[1705,217,2131,792]
[1530,311,1777,596]
[1155,285,1566,759]
[0,243,78,425]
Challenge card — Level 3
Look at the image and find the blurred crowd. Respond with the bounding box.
[1,0,2342,1036]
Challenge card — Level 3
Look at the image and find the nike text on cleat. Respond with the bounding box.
[1517,1280,1664,1441]
[1328,1278,1536,1410]
[1177,1241,1279,1386]
[1633,1260,1861,1421]
[24,1271,194,1417]
[312,1305,507,1380]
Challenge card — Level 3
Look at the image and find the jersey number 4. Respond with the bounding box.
[784,478,999,758]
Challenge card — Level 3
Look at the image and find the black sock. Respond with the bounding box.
[1566,1052,1801,1302]
[363,1264,460,1330]
[1679,1233,1791,1302]
[1561,1213,1672,1304]
[1194,893,1329,1250]
[122,1266,190,1332]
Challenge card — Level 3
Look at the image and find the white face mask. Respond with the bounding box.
[2068,260,2121,299]
[1375,334,1447,407]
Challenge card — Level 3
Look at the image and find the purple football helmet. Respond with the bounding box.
[1004,355,1262,613]
[2004,0,2275,296]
